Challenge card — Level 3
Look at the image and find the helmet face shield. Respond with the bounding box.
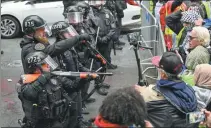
[88,0,105,6]
[67,12,83,24]
[59,26,79,39]
[43,55,58,71]
[44,24,52,37]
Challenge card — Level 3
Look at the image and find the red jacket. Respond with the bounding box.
[127,0,139,6]
[160,0,187,31]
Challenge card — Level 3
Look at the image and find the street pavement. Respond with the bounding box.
[0,35,156,127]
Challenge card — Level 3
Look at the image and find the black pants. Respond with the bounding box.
[80,80,90,100]
[116,17,122,40]
[97,41,112,63]
[67,92,80,128]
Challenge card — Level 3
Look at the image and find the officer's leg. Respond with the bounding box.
[106,41,117,69]
[67,92,78,128]
[116,17,126,46]
[97,44,110,63]
[76,91,91,127]
[81,81,96,103]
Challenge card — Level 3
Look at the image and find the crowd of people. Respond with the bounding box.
[14,0,211,127]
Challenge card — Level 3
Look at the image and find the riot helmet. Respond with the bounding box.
[51,21,79,39]
[76,1,90,19]
[25,51,58,73]
[88,0,105,9]
[22,15,52,44]
[66,6,83,24]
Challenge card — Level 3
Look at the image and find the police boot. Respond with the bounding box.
[96,86,108,96]
[84,97,96,104]
[100,83,110,88]
[118,40,126,46]
[114,45,123,50]
[77,118,91,128]
[82,92,96,104]
[107,64,118,69]
[82,103,89,115]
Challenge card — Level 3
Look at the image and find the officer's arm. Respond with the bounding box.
[44,36,80,57]
[78,62,90,72]
[58,76,81,90]
[165,10,184,35]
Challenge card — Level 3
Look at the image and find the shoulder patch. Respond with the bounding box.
[34,43,45,51]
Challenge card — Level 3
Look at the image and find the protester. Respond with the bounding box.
[135,51,198,127]
[93,86,153,127]
[185,26,210,70]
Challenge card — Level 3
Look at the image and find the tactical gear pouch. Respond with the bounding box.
[105,19,110,26]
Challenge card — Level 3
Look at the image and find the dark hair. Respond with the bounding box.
[99,86,147,127]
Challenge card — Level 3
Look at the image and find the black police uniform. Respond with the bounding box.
[91,6,116,64]
[51,21,93,127]
[62,0,84,17]
[18,15,90,128]
[20,36,83,74]
[18,51,77,128]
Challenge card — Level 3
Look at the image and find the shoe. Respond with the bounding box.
[100,83,110,88]
[107,64,118,69]
[77,118,91,128]
[114,45,123,50]
[117,40,126,46]
[82,103,90,115]
[96,87,108,96]
[84,97,96,104]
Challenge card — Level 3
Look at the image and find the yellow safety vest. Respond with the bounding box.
[176,27,185,47]
[149,0,154,14]
[165,5,186,48]
[202,1,211,19]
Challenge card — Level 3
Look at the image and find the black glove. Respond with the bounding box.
[101,37,108,44]
[79,33,91,42]
[97,36,108,44]
[58,76,81,90]
[97,37,102,43]
[37,72,51,86]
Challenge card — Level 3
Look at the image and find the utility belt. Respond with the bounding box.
[19,96,72,128]
[17,76,73,127]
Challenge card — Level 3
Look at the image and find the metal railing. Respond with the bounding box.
[134,1,166,84]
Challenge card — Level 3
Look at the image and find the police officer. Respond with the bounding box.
[51,21,96,115]
[17,51,74,128]
[20,15,90,74]
[89,1,117,69]
[66,4,112,95]
[105,0,124,50]
[18,15,91,127]
[114,0,127,46]
[62,0,84,18]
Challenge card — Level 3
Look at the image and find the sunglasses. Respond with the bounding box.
[188,35,197,40]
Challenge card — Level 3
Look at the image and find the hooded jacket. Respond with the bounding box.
[137,81,198,127]
[156,79,197,113]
